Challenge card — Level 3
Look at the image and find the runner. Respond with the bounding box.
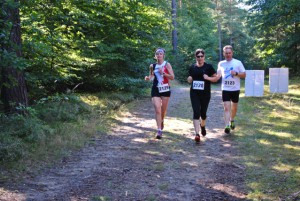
[217,45,246,134]
[187,48,219,142]
[144,48,175,139]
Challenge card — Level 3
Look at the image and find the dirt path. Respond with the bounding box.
[0,85,248,201]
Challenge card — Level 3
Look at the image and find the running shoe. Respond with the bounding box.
[156,130,162,139]
[161,121,164,130]
[224,125,230,134]
[195,134,200,142]
[230,120,235,130]
[201,126,206,136]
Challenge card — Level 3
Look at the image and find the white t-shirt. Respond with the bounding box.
[217,58,245,91]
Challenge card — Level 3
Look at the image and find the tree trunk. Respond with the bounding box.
[218,21,222,61]
[1,1,28,114]
[171,0,177,54]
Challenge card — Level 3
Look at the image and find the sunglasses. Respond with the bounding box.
[196,55,204,58]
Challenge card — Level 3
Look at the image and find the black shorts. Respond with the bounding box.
[151,86,171,97]
[222,90,240,103]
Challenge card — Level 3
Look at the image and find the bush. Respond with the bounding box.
[0,114,52,161]
[84,76,149,92]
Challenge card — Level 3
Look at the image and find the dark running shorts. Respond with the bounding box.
[222,90,240,103]
[151,86,171,97]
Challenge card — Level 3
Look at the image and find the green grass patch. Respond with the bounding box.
[237,77,300,200]
[0,89,148,183]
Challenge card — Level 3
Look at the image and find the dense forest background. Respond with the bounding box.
[0,0,299,114]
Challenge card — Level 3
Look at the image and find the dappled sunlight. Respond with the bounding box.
[245,161,261,168]
[223,143,232,147]
[209,183,245,198]
[144,150,164,156]
[248,182,274,200]
[272,163,293,172]
[164,117,193,135]
[283,144,300,151]
[80,95,106,107]
[132,138,149,143]
[260,130,294,138]
[257,139,272,145]
[0,188,26,200]
[182,161,199,168]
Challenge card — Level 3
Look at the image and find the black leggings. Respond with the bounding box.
[190,91,210,120]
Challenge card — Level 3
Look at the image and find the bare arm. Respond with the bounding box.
[230,70,246,79]
[203,73,221,82]
[237,72,246,78]
[163,63,175,80]
[144,64,154,81]
[187,76,193,83]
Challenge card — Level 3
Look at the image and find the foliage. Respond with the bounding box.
[242,0,300,73]
[0,90,140,164]
[173,0,219,82]
[19,0,171,100]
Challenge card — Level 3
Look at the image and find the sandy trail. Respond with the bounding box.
[0,85,248,201]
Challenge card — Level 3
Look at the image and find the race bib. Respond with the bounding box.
[158,83,170,93]
[192,81,205,90]
[224,80,236,86]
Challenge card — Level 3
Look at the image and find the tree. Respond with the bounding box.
[0,0,28,114]
[244,0,300,73]
[172,0,178,54]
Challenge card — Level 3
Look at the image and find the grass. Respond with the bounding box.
[0,90,147,182]
[237,77,300,200]
[1,76,299,200]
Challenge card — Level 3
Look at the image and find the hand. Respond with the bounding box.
[230,70,237,76]
[145,76,150,81]
[203,74,209,80]
[187,76,193,83]
[159,68,164,75]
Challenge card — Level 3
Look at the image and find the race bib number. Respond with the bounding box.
[224,80,236,86]
[192,81,205,90]
[158,83,170,93]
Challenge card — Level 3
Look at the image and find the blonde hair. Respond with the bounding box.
[223,45,233,52]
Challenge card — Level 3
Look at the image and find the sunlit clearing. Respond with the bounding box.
[272,163,292,172]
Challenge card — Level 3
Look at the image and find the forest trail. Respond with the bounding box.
[0,85,248,201]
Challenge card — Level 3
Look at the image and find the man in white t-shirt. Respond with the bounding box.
[217,45,246,134]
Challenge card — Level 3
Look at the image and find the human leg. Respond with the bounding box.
[161,96,170,130]
[152,97,162,130]
[222,91,232,134]
[230,102,238,129]
[190,91,201,141]
[199,96,210,136]
[223,101,231,133]
[229,90,240,130]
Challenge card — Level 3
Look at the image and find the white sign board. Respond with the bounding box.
[269,68,289,93]
[245,70,265,97]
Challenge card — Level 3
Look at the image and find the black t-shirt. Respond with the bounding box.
[188,62,216,94]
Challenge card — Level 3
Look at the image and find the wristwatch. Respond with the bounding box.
[235,72,238,76]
